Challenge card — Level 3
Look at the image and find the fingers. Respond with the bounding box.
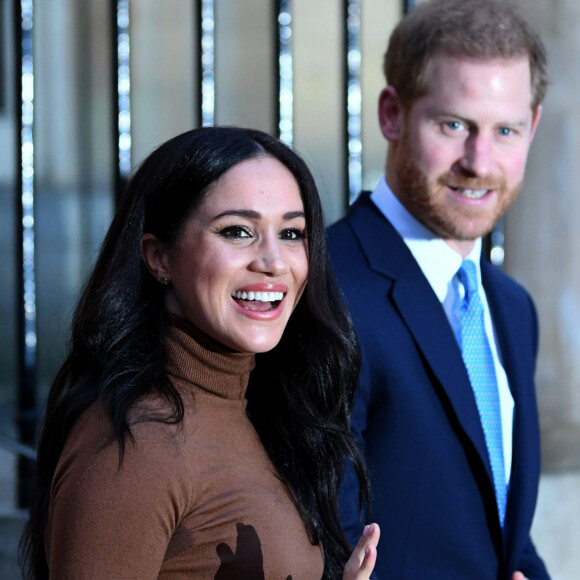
[512,573,529,580]
[343,523,381,580]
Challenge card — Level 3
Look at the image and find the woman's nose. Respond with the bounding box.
[249,238,290,276]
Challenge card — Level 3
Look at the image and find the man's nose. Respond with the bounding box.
[458,133,494,177]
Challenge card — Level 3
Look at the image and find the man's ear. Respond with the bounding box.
[529,104,543,143]
[378,86,404,142]
[142,233,170,284]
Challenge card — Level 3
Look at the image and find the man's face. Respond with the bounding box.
[384,55,541,255]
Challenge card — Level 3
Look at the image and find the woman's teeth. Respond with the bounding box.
[231,291,284,302]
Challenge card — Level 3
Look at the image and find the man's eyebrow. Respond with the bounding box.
[432,110,473,123]
[497,119,530,129]
[434,110,530,128]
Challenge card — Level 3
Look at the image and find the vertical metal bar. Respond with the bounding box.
[111,0,131,203]
[488,218,505,266]
[197,0,215,127]
[274,0,293,146]
[343,0,362,206]
[13,0,38,509]
[0,3,5,112]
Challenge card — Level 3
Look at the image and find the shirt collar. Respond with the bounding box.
[370,176,482,301]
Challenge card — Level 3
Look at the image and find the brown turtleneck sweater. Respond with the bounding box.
[46,318,324,579]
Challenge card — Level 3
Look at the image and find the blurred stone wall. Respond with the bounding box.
[504,2,580,578]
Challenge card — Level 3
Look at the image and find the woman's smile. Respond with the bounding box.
[231,284,287,316]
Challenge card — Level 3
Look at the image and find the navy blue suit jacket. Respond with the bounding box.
[328,192,549,579]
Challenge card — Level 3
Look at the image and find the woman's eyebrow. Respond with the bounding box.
[284,210,306,220]
[213,209,305,220]
[213,209,261,220]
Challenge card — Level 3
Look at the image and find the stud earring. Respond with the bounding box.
[160,276,169,286]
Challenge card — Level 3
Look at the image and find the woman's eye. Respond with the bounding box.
[279,228,306,241]
[219,225,252,239]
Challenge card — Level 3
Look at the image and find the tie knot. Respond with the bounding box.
[457,260,479,301]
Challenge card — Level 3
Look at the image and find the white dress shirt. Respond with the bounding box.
[370,176,514,482]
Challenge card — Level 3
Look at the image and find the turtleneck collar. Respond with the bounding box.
[165,315,256,401]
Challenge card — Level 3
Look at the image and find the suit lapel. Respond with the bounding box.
[347,194,494,482]
[391,267,493,480]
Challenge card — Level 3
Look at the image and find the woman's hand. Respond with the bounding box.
[342,523,380,580]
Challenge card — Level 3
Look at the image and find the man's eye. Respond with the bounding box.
[219,226,252,239]
[280,228,306,241]
[498,127,512,136]
[445,121,463,131]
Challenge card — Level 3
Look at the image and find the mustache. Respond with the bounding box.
[437,172,506,191]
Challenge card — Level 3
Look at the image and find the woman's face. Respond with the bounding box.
[146,155,309,353]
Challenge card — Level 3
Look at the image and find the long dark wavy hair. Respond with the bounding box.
[19,126,369,580]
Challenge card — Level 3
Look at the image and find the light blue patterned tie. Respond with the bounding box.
[457,260,507,526]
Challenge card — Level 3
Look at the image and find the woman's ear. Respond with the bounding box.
[378,86,404,142]
[142,233,171,285]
